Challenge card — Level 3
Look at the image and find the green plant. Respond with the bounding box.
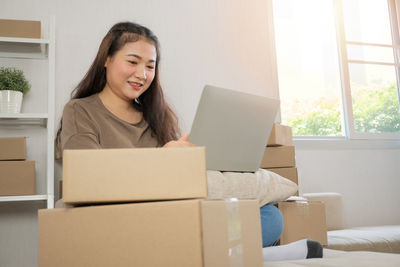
[0,67,31,94]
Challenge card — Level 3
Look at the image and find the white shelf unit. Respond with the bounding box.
[0,17,55,209]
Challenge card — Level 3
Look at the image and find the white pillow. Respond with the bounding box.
[207,168,298,207]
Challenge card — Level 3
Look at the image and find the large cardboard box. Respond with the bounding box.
[0,19,41,38]
[267,123,293,146]
[260,145,295,168]
[278,201,327,245]
[0,160,35,196]
[39,199,263,267]
[63,147,207,204]
[0,137,27,160]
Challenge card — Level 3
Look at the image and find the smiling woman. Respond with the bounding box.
[55,22,193,155]
[99,40,157,124]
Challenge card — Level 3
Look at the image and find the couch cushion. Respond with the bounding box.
[207,169,298,206]
[327,225,400,253]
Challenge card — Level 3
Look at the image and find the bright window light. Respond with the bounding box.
[273,0,400,138]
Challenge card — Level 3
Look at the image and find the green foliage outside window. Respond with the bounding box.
[353,83,400,133]
[283,83,400,136]
[283,98,342,136]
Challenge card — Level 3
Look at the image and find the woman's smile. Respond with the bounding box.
[128,81,143,91]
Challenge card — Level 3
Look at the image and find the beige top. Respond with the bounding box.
[58,94,159,153]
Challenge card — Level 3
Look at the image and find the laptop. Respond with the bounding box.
[188,85,280,172]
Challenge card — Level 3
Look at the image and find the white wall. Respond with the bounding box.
[295,141,400,228]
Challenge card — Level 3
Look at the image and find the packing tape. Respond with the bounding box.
[296,202,310,218]
[226,198,241,242]
[229,244,244,267]
[225,198,243,267]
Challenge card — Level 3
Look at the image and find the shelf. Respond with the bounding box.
[0,113,48,126]
[0,194,48,202]
[0,113,48,118]
[0,37,49,59]
[0,16,55,210]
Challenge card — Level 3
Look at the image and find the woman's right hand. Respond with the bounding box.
[163,133,196,148]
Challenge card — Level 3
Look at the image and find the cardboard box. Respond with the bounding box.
[278,201,327,245]
[266,167,298,195]
[267,123,293,146]
[39,199,263,267]
[0,160,35,196]
[0,137,27,160]
[260,145,295,168]
[0,19,41,38]
[63,147,207,204]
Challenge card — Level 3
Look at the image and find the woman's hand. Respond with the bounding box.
[163,133,196,148]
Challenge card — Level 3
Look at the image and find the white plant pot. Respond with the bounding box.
[0,90,23,113]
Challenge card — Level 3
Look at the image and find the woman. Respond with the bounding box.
[56,22,191,152]
[56,21,322,261]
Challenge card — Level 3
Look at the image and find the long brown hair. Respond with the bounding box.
[56,22,180,147]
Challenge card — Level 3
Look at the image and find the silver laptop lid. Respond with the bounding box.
[188,85,280,172]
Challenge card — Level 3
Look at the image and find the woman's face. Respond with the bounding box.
[104,39,156,102]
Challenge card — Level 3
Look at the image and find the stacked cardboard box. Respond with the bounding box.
[39,147,263,267]
[0,19,41,38]
[260,124,327,245]
[0,137,35,196]
[261,123,298,191]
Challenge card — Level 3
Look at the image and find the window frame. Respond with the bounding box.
[272,0,400,140]
[333,0,400,140]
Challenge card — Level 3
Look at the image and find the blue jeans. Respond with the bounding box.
[260,204,283,247]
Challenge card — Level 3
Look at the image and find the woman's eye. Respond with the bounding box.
[128,61,137,65]
[147,66,155,70]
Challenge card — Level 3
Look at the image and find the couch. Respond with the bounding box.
[303,192,400,254]
[263,192,400,266]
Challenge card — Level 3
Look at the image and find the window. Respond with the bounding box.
[273,0,400,139]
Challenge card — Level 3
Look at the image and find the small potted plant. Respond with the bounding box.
[0,67,31,113]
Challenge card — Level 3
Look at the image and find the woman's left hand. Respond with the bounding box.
[163,133,196,148]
